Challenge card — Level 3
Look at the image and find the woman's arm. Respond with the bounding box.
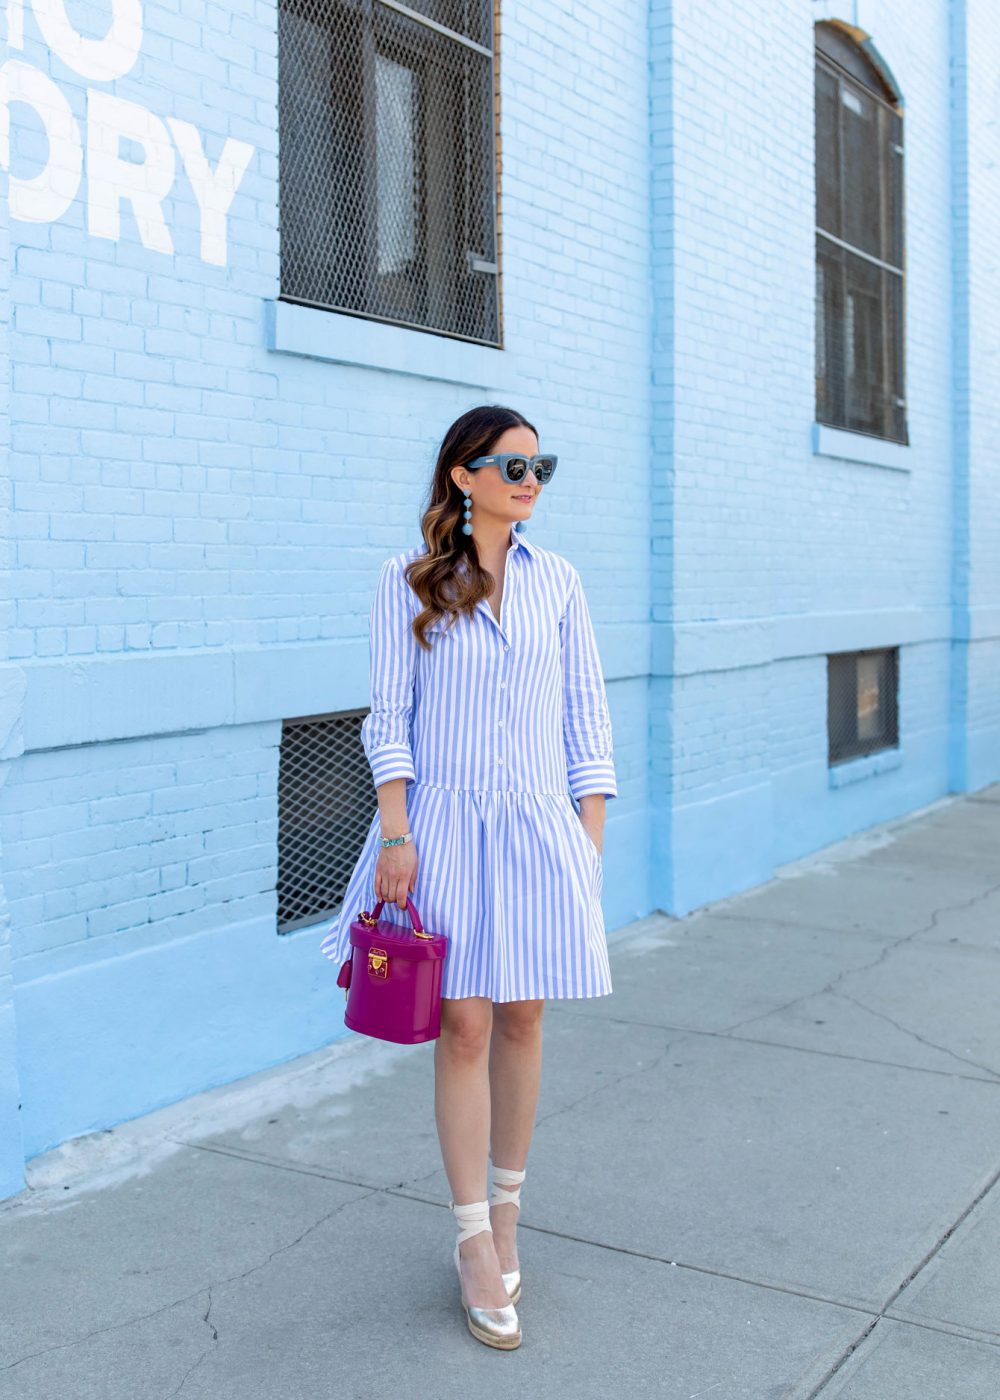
[361,556,418,791]
[559,567,618,850]
[361,556,419,905]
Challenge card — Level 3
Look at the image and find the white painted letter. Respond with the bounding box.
[31,0,143,82]
[86,89,174,254]
[7,0,27,50]
[167,118,255,267]
[0,60,83,222]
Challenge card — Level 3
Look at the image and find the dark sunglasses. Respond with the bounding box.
[465,452,558,485]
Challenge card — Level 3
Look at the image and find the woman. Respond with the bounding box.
[321,404,618,1350]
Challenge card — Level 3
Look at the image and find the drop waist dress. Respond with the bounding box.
[320,522,618,1001]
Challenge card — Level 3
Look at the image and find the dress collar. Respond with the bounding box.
[451,525,536,579]
[508,522,536,556]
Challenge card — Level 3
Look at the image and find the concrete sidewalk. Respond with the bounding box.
[2,787,1000,1399]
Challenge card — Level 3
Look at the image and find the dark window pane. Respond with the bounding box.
[840,82,881,259]
[277,712,373,934]
[278,0,369,311]
[816,236,845,427]
[815,61,841,238]
[828,653,858,762]
[843,249,883,434]
[278,0,499,345]
[828,649,899,765]
[816,21,897,103]
[815,236,905,443]
[400,0,492,47]
[856,653,884,742]
[371,2,497,339]
[375,51,419,277]
[885,268,906,442]
[885,107,904,267]
[815,34,906,444]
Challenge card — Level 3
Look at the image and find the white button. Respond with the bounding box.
[499,682,506,689]
[503,644,510,652]
[498,719,504,727]
[497,756,504,764]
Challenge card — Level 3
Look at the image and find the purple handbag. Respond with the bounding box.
[336,894,449,1044]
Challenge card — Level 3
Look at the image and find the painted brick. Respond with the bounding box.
[0,0,995,1194]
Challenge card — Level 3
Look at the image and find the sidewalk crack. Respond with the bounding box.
[0,1191,375,1382]
[533,1028,677,1129]
[831,989,1000,1081]
[721,878,1000,1039]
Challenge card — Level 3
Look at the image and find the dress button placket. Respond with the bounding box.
[498,632,509,777]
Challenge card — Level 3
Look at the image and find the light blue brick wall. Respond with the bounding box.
[0,0,651,1175]
[650,0,997,915]
[955,0,1000,786]
[0,0,996,1196]
[0,82,27,1199]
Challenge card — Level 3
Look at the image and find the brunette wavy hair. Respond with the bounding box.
[403,404,538,650]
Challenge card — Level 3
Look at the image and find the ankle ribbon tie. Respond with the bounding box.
[489,1164,526,1210]
[450,1198,492,1246]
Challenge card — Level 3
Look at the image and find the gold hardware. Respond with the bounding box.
[368,947,389,977]
[360,904,431,939]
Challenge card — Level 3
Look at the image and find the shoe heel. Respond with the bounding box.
[450,1200,522,1350]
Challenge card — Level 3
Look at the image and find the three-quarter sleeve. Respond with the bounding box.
[559,568,618,802]
[360,556,417,789]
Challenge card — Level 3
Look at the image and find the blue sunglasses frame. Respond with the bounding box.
[465,452,558,485]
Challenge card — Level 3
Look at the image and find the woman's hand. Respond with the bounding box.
[580,821,603,857]
[578,795,605,857]
[375,839,418,910]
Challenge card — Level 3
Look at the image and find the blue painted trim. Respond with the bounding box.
[10,601,967,752]
[947,0,971,794]
[0,1000,25,1199]
[658,608,950,677]
[828,746,903,788]
[812,422,911,472]
[263,299,508,389]
[10,617,639,753]
[13,643,368,751]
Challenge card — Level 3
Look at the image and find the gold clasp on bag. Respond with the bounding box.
[368,947,389,978]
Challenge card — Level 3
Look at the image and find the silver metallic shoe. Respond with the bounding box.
[489,1163,526,1304]
[450,1199,522,1349]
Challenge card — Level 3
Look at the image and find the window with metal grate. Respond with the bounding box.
[827,647,899,766]
[815,23,907,445]
[277,711,374,933]
[277,0,500,345]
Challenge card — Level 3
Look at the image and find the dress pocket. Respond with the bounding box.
[573,815,603,884]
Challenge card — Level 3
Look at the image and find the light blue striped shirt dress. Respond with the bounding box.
[320,522,618,1001]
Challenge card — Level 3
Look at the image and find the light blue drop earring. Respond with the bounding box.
[462,490,473,537]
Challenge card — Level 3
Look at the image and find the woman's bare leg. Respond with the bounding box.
[488,999,545,1272]
[434,995,510,1308]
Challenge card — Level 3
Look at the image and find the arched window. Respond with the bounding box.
[815,23,906,444]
